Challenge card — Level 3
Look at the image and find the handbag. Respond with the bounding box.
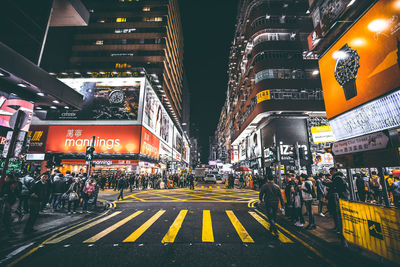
[69,192,79,201]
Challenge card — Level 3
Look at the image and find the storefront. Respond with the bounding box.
[28,76,189,175]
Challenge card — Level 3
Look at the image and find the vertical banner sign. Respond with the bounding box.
[339,199,400,263]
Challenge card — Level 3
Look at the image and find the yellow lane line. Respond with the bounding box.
[47,212,122,244]
[226,210,254,243]
[7,210,111,267]
[253,209,338,267]
[161,210,188,243]
[123,210,166,242]
[202,210,214,242]
[201,186,204,189]
[84,211,143,243]
[115,200,250,203]
[248,211,293,243]
[217,186,221,189]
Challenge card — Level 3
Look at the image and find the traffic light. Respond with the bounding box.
[85,146,95,161]
[299,147,306,161]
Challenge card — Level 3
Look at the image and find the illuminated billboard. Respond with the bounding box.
[47,78,144,121]
[140,126,160,159]
[143,81,173,146]
[319,0,400,120]
[247,130,262,160]
[45,125,141,154]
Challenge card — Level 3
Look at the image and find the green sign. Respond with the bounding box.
[0,160,22,174]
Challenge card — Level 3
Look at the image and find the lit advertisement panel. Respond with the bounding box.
[310,126,336,143]
[173,126,183,154]
[0,94,33,132]
[183,136,190,163]
[247,130,262,160]
[143,81,172,145]
[48,78,143,121]
[330,90,400,141]
[140,127,160,159]
[45,125,140,153]
[319,0,400,119]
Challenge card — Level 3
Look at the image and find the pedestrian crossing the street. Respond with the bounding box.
[45,209,294,245]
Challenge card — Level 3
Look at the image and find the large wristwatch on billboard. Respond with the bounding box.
[334,44,360,100]
[109,90,124,104]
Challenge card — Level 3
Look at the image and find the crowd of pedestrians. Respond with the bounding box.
[0,170,100,236]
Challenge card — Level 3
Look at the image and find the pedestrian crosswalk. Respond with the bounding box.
[45,209,294,245]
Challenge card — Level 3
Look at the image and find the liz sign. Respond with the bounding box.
[45,125,140,153]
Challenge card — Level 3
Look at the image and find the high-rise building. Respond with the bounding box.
[216,0,325,175]
[45,0,184,124]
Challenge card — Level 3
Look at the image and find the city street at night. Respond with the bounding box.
[2,183,381,267]
[1,0,400,266]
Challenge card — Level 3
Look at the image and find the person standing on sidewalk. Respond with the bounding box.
[1,173,19,236]
[24,172,49,234]
[259,173,284,236]
[300,174,316,230]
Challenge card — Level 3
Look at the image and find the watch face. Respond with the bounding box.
[109,90,124,104]
[334,44,360,86]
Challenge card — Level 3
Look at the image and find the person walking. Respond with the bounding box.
[24,173,49,234]
[66,178,80,214]
[259,173,284,237]
[117,176,126,200]
[355,173,367,202]
[390,177,400,208]
[315,173,325,216]
[52,172,66,211]
[1,173,19,236]
[18,172,35,215]
[300,174,316,230]
[129,175,135,192]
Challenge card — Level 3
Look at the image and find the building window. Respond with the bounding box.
[95,40,104,45]
[143,7,150,11]
[116,17,127,22]
[144,17,163,22]
[97,19,105,23]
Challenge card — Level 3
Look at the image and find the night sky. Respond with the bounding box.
[179,0,239,163]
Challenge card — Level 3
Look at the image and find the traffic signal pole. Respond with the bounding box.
[87,136,95,177]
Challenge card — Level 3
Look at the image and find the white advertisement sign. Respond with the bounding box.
[332,131,389,156]
[247,130,262,159]
[330,90,400,141]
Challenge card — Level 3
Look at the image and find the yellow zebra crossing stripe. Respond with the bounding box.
[123,210,166,242]
[161,210,188,243]
[226,210,254,243]
[47,211,122,244]
[202,210,214,242]
[84,211,144,243]
[248,211,293,243]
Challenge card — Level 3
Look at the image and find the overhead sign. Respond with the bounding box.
[27,125,49,153]
[330,90,400,141]
[340,199,400,263]
[319,0,400,119]
[332,131,389,156]
[256,90,271,103]
[45,125,141,154]
[311,126,336,143]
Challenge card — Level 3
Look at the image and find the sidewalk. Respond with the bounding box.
[0,198,108,260]
[255,202,394,267]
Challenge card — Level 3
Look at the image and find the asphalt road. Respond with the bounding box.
[6,183,343,267]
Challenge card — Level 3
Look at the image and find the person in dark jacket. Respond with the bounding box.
[52,173,66,211]
[1,173,19,235]
[315,173,325,216]
[355,173,367,202]
[117,176,126,200]
[24,172,49,234]
[18,172,35,214]
[259,173,284,236]
[284,173,296,221]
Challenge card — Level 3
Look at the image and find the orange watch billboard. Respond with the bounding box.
[319,0,400,119]
[140,126,160,159]
[45,125,140,154]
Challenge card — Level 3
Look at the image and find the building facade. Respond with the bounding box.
[216,0,326,176]
[45,0,184,125]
